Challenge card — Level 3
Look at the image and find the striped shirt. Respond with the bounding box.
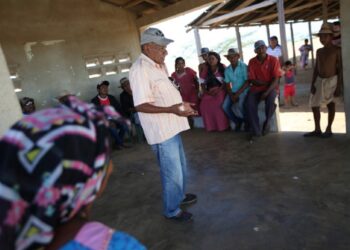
[129,53,190,145]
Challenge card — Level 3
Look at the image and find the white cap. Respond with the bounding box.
[140,27,174,46]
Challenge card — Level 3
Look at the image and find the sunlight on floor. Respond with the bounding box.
[280,112,346,133]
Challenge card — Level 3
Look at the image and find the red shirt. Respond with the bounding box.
[98,96,110,106]
[248,54,281,92]
[171,67,198,104]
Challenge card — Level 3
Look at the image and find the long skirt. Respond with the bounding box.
[199,87,229,131]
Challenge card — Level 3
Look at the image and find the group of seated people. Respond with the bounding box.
[171,39,281,140]
[19,77,145,150]
[19,38,281,142]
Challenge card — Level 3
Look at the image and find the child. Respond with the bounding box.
[304,23,342,138]
[282,61,298,107]
[299,39,312,69]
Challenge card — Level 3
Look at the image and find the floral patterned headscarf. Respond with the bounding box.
[0,96,120,250]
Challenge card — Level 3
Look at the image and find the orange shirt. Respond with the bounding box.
[248,54,281,92]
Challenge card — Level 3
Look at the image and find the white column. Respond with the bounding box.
[235,26,244,62]
[308,21,315,68]
[266,24,271,42]
[290,22,297,74]
[193,27,203,64]
[0,45,22,137]
[277,0,288,62]
[340,0,349,134]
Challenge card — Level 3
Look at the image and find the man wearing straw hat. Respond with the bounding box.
[304,23,343,138]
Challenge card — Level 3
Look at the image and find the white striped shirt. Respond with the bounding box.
[129,53,190,145]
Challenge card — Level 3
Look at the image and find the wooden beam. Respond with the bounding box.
[136,0,223,29]
[144,0,166,8]
[194,1,228,26]
[203,0,277,26]
[100,0,122,8]
[210,0,256,28]
[124,0,144,8]
[244,1,322,25]
[228,0,281,27]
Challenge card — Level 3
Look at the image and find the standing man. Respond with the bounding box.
[246,40,281,140]
[304,23,342,138]
[129,27,197,222]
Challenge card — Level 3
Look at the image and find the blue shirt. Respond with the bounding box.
[224,60,248,93]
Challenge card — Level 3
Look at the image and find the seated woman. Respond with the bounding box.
[171,57,200,111]
[0,96,145,250]
[199,52,229,131]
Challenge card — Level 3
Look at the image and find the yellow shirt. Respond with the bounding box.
[129,53,189,144]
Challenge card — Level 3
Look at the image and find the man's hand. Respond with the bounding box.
[260,91,268,100]
[171,102,198,117]
[232,93,239,103]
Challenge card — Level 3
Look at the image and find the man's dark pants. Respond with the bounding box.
[246,89,277,136]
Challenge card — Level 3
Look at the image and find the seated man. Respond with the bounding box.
[91,80,130,149]
[246,40,281,140]
[119,77,144,142]
[222,48,249,131]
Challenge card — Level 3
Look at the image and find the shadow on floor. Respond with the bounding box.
[92,129,350,250]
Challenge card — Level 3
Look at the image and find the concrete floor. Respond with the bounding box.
[92,129,350,250]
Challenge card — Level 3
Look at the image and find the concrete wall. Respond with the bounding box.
[340,0,350,134]
[0,45,22,137]
[0,0,140,109]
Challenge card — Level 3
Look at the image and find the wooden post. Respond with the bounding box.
[277,0,288,62]
[322,0,328,23]
[266,24,270,42]
[235,26,244,62]
[193,27,203,64]
[290,22,297,74]
[308,21,315,68]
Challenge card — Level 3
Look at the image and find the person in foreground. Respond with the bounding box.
[129,27,197,222]
[0,96,145,250]
[304,23,342,138]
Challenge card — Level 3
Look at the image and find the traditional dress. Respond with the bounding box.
[199,67,229,131]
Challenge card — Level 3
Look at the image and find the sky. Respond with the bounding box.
[152,8,330,73]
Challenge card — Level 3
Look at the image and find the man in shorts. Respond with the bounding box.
[304,23,342,138]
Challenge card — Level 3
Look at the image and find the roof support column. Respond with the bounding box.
[289,22,297,74]
[0,45,22,137]
[266,24,270,42]
[308,21,315,68]
[193,27,203,64]
[235,26,244,62]
[323,0,328,22]
[277,0,288,62]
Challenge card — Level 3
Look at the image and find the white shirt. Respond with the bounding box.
[129,53,190,145]
[267,45,282,58]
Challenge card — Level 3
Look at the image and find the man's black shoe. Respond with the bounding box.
[181,193,197,205]
[167,211,193,222]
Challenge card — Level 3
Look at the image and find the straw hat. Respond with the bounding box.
[224,48,239,57]
[313,23,333,36]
